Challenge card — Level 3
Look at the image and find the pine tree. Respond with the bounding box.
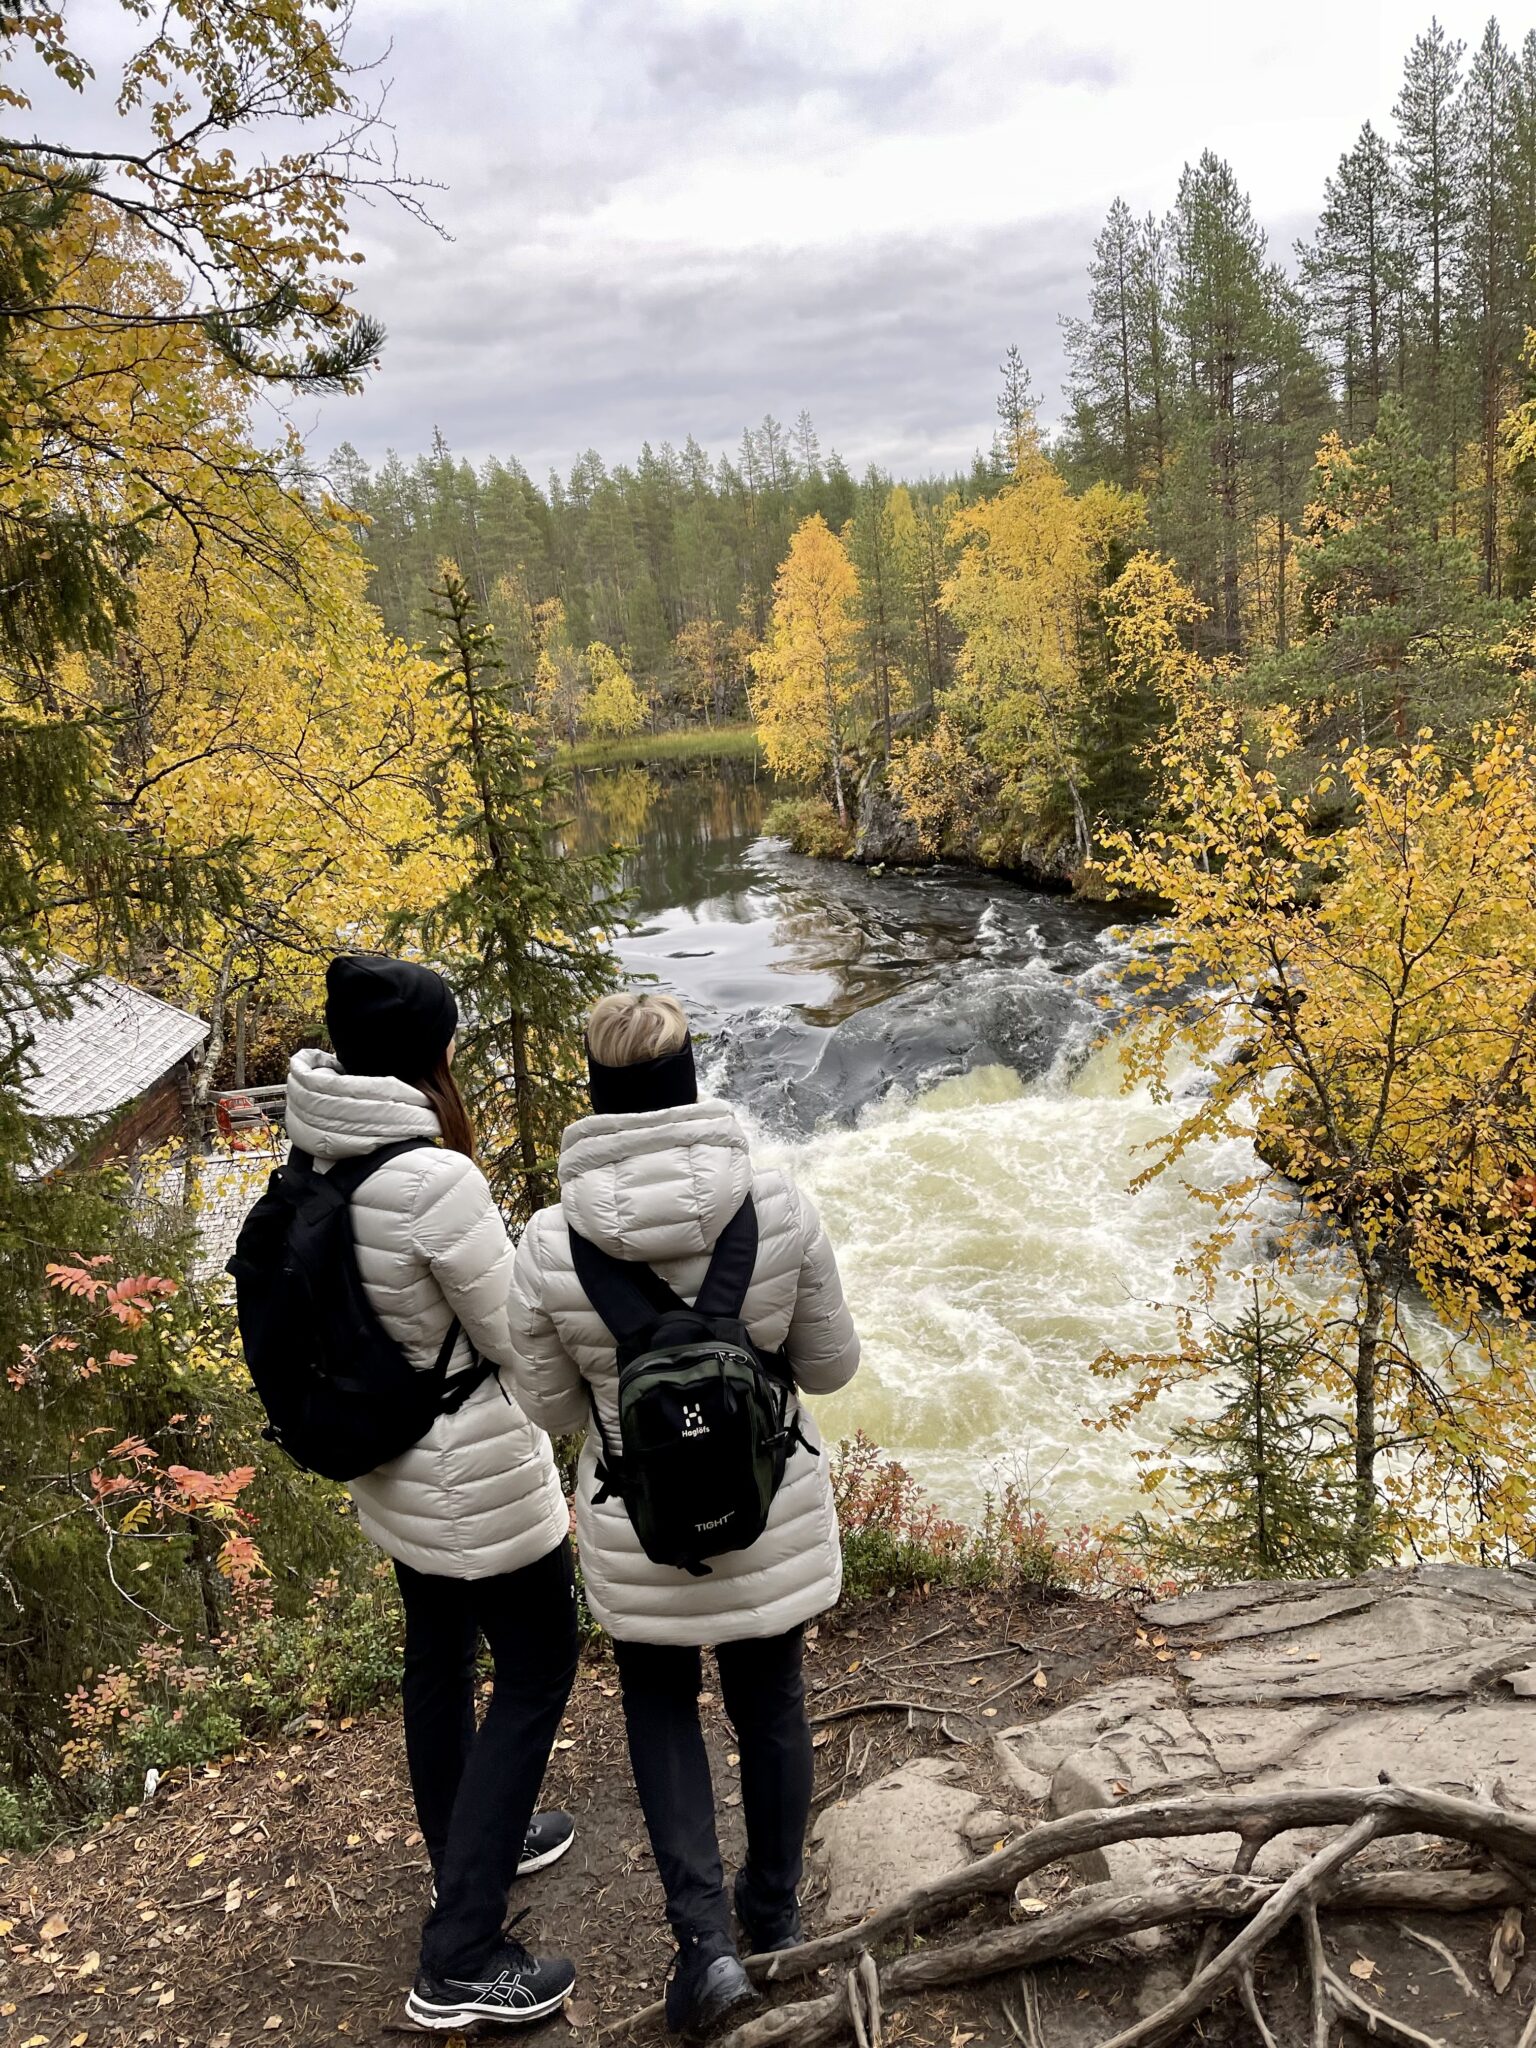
[1253,271,1333,653]
[1395,16,1465,473]
[1300,123,1408,437]
[1065,204,1177,496]
[1457,19,1523,592]
[412,565,626,1220]
[1168,153,1273,656]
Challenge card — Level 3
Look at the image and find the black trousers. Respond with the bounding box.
[395,1541,579,1978]
[613,1627,813,1947]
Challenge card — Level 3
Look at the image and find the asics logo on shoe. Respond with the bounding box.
[444,1970,538,2010]
[681,1400,708,1438]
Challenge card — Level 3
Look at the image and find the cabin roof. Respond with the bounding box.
[20,963,208,1132]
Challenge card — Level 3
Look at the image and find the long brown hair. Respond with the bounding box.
[416,1047,476,1160]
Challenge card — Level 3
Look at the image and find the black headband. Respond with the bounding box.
[587,1032,699,1116]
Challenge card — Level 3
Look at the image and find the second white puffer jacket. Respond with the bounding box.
[507,1098,861,1646]
[284,1049,568,1581]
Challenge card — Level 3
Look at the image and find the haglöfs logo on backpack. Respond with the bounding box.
[682,1399,708,1438]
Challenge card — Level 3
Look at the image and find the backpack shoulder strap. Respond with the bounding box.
[692,1195,759,1321]
[322,1137,440,1200]
[568,1226,689,1347]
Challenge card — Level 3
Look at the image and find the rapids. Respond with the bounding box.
[569,756,1300,1520]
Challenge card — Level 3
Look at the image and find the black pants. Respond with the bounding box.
[395,1541,579,1978]
[614,1627,813,1947]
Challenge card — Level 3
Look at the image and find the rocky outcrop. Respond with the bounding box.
[849,758,925,866]
[810,1755,1012,1919]
[991,1563,1536,1902]
[846,752,1082,890]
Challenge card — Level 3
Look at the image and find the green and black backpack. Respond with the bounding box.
[568,1195,814,1575]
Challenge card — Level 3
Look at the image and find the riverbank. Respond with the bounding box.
[561,723,761,771]
[8,1564,1534,2047]
[0,1584,1143,2048]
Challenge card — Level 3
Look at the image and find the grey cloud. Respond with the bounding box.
[309,211,1096,484]
[638,11,939,124]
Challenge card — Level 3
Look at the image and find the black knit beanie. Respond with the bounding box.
[587,1032,699,1116]
[325,955,458,1082]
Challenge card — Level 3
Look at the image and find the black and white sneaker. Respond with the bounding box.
[428,1811,578,1905]
[406,1938,576,2030]
[518,1809,576,1875]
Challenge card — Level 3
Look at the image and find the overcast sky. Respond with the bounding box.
[57,1,1536,481]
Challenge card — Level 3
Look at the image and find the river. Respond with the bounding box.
[570,753,1278,1524]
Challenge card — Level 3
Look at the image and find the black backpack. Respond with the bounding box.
[228,1139,492,1483]
[568,1195,814,1576]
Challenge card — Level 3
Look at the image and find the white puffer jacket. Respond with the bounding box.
[507,1098,860,1646]
[284,1049,568,1581]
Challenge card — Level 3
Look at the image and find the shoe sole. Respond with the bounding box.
[517,1827,576,1877]
[405,1981,572,2030]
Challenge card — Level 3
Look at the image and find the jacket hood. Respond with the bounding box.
[558,1097,753,1263]
[284,1046,440,1160]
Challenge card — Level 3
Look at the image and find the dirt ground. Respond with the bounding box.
[2,1584,1531,2048]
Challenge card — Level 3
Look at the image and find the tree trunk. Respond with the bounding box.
[1067,775,1090,867]
[1350,1258,1385,1570]
[232,988,250,1091]
[509,1011,548,1214]
[185,940,239,1187]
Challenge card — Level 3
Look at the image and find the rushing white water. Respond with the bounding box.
[595,760,1442,1526]
[752,1045,1268,1523]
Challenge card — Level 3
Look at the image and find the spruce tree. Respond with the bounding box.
[412,565,626,1220]
[1253,394,1505,740]
[994,344,1035,475]
[847,470,910,757]
[1133,1290,1356,1584]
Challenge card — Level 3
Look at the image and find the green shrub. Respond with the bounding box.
[0,1778,52,1853]
[58,1565,405,1818]
[763,796,852,859]
[831,1433,1128,1601]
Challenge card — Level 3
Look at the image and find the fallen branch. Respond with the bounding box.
[807,1698,937,1730]
[755,1779,1536,1986]
[713,1860,1510,2048]
[603,1785,1531,2046]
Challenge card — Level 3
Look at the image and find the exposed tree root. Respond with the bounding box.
[602,1782,1535,2048]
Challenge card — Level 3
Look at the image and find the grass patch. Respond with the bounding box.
[561,723,761,770]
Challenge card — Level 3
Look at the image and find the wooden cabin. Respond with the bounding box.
[19,964,209,1172]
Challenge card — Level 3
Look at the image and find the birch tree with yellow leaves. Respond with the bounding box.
[45,496,461,1129]
[930,443,1142,863]
[1103,721,1536,1565]
[751,514,863,824]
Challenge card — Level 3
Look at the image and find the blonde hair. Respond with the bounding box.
[586,991,689,1067]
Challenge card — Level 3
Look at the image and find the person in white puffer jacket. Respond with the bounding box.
[507,991,860,2042]
[283,956,579,2033]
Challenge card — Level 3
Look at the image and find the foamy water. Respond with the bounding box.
[602,766,1445,1527]
[752,1046,1270,1522]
